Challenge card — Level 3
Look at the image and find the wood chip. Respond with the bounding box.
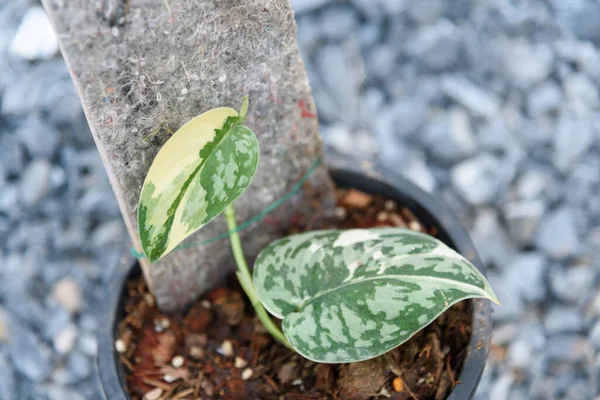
[152,332,177,364]
[389,213,407,227]
[144,388,163,400]
[341,189,373,209]
[172,388,194,399]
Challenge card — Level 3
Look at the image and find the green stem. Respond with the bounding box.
[224,204,291,349]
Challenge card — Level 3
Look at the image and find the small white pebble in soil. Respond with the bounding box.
[154,317,170,332]
[163,374,177,383]
[171,355,184,368]
[241,368,253,380]
[234,356,248,369]
[181,88,188,95]
[409,220,422,231]
[376,211,388,222]
[189,346,205,359]
[217,340,233,357]
[144,388,163,400]
[201,300,211,309]
[385,200,396,210]
[292,378,303,386]
[115,339,126,353]
[144,293,155,306]
[334,206,347,219]
[218,74,227,83]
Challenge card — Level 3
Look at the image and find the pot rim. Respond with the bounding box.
[97,167,492,400]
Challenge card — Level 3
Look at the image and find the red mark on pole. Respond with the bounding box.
[298,100,317,119]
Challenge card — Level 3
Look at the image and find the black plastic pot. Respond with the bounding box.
[97,168,492,400]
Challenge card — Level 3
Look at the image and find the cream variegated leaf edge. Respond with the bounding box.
[253,227,498,364]
[138,102,259,263]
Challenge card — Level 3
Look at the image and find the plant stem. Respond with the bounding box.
[223,204,291,349]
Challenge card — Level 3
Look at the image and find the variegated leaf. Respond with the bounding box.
[253,227,498,363]
[138,101,259,262]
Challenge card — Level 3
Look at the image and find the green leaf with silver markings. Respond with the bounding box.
[253,227,498,363]
[138,98,259,263]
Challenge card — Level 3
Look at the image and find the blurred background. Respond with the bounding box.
[0,0,599,399]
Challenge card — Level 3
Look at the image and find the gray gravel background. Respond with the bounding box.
[1,0,599,399]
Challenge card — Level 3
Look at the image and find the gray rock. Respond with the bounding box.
[407,0,446,23]
[42,307,72,342]
[590,321,600,348]
[507,338,532,369]
[550,264,596,303]
[517,322,546,352]
[441,75,501,118]
[450,154,503,205]
[9,6,58,60]
[77,332,98,356]
[527,82,563,116]
[518,118,555,148]
[45,385,86,400]
[16,116,61,158]
[513,169,548,200]
[489,372,512,400]
[560,2,600,43]
[565,380,593,400]
[487,273,523,321]
[8,321,53,382]
[405,19,462,70]
[477,120,515,152]
[535,206,581,259]
[553,116,596,173]
[504,253,547,302]
[543,306,584,334]
[78,189,122,218]
[492,323,519,345]
[554,40,600,84]
[374,99,428,141]
[290,0,329,13]
[0,350,16,400]
[356,23,382,48]
[90,219,127,248]
[423,108,476,163]
[397,151,437,193]
[351,0,385,19]
[498,38,554,89]
[563,73,600,116]
[0,132,25,177]
[503,200,545,246]
[471,209,518,268]
[546,335,591,362]
[67,351,92,381]
[20,159,52,206]
[319,6,359,41]
[322,124,354,156]
[366,46,396,80]
[315,44,362,124]
[2,60,72,115]
[374,0,408,14]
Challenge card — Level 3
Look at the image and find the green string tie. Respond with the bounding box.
[131,157,322,259]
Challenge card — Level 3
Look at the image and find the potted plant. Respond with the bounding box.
[98,98,496,400]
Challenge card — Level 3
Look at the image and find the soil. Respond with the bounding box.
[117,189,473,400]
